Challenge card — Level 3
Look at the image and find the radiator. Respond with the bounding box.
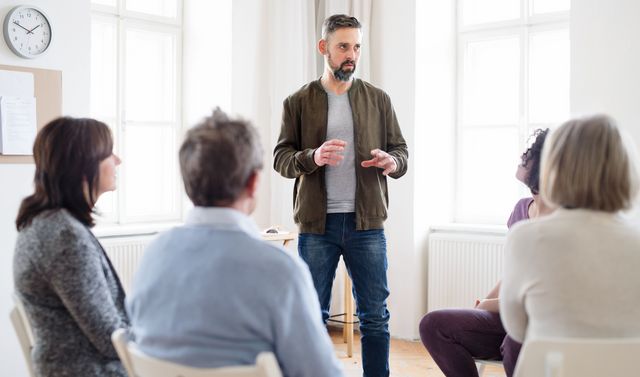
[427,229,506,312]
[101,235,156,293]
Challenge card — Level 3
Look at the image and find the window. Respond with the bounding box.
[456,0,570,224]
[90,0,182,224]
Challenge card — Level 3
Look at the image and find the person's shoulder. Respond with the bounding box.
[140,224,207,260]
[507,197,533,226]
[515,197,533,208]
[25,208,88,240]
[356,78,383,91]
[237,237,310,279]
[249,237,300,265]
[613,217,640,246]
[16,209,94,264]
[354,79,389,97]
[507,208,567,247]
[287,79,324,101]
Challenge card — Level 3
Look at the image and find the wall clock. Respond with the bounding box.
[3,5,52,59]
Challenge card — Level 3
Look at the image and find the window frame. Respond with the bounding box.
[91,0,184,226]
[454,0,570,224]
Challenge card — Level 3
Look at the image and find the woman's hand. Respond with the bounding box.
[475,298,500,313]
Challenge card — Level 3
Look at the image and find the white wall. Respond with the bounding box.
[410,0,457,339]
[231,0,272,230]
[571,0,640,144]
[0,1,91,375]
[369,0,420,339]
[231,0,319,232]
[182,1,232,126]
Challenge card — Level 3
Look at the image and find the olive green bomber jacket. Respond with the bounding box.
[273,78,409,234]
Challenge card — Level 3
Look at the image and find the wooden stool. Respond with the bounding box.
[342,270,356,357]
[263,232,357,357]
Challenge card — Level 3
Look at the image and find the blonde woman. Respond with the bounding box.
[501,114,640,345]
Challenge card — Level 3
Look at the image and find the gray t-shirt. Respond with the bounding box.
[325,90,356,213]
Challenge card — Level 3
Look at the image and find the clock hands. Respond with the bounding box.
[12,20,34,34]
[12,21,41,35]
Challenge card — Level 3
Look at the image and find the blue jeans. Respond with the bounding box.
[298,213,390,377]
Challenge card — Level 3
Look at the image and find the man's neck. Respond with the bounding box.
[227,197,253,216]
[321,71,353,95]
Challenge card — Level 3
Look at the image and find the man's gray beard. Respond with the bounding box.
[334,67,354,81]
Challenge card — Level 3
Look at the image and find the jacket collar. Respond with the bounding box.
[312,77,361,93]
[185,207,262,240]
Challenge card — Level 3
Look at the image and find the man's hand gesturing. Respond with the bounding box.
[361,149,397,176]
[314,139,347,167]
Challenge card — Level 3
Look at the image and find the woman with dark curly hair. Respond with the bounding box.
[418,129,550,377]
[508,128,552,224]
[13,117,128,376]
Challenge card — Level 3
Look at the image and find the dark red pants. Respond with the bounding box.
[419,309,522,377]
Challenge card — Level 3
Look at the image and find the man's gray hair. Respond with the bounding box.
[179,108,263,206]
[322,14,361,39]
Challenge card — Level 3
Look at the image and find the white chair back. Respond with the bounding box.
[514,337,640,377]
[10,294,36,377]
[112,329,283,377]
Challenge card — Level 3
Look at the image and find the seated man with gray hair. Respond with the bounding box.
[126,108,344,377]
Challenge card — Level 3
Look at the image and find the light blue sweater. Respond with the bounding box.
[126,207,344,377]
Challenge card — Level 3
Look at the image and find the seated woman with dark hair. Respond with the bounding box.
[419,129,550,377]
[501,115,640,350]
[13,117,128,377]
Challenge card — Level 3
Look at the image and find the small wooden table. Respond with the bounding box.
[261,232,295,247]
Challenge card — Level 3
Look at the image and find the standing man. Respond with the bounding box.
[273,14,408,377]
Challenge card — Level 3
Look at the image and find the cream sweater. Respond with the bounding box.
[500,208,640,343]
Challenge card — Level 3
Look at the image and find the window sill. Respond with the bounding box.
[429,223,507,237]
[92,221,183,239]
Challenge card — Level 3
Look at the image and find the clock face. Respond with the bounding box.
[3,6,52,59]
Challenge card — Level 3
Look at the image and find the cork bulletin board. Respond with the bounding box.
[0,64,62,164]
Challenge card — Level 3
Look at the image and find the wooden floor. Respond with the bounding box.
[329,328,505,377]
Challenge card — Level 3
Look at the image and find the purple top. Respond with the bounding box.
[507,197,533,228]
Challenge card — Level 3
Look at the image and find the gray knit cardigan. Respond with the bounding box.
[13,209,129,377]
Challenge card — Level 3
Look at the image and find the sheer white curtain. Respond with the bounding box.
[264,0,319,231]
